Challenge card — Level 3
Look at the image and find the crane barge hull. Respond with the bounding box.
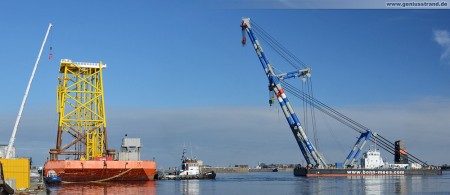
[294,167,442,177]
[44,160,157,182]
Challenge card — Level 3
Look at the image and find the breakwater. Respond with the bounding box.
[201,165,249,173]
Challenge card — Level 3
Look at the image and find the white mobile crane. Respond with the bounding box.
[4,23,52,159]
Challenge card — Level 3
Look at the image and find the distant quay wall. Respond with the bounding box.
[249,168,294,172]
[201,167,249,173]
[249,168,275,172]
[278,168,294,172]
[200,164,295,173]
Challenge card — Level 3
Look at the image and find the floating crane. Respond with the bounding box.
[240,18,429,169]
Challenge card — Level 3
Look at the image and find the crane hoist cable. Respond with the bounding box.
[318,110,347,156]
[252,21,321,150]
[283,82,425,164]
[255,29,301,70]
[254,22,321,149]
[49,47,53,60]
[301,80,309,137]
[242,18,327,167]
[252,23,300,68]
[244,18,429,167]
[307,77,319,150]
[252,20,307,69]
[282,81,363,132]
[284,84,425,165]
[283,81,370,132]
[49,34,53,59]
[281,80,428,165]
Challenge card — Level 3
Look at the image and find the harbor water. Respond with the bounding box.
[46,171,450,194]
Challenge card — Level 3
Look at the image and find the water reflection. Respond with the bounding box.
[362,176,391,195]
[295,175,417,194]
[357,175,415,194]
[181,180,200,195]
[46,181,156,195]
[44,172,448,194]
[394,176,407,194]
[410,175,423,193]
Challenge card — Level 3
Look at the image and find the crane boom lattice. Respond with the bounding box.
[241,18,430,168]
[241,18,327,168]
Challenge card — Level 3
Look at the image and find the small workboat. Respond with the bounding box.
[44,170,61,185]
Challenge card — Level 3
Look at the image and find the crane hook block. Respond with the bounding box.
[240,22,247,29]
[241,22,248,45]
[268,83,275,91]
[49,46,53,60]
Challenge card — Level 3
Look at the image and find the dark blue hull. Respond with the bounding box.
[294,167,443,177]
[44,176,62,185]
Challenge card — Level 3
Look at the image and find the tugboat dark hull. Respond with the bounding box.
[44,176,62,185]
[158,171,216,180]
[294,167,442,177]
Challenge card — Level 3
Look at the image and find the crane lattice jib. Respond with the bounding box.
[51,59,108,160]
[241,18,327,168]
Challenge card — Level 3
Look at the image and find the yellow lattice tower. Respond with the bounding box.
[49,59,109,160]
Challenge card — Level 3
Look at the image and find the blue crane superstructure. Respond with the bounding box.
[241,18,327,168]
[241,17,429,169]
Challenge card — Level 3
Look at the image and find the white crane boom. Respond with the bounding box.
[5,23,53,159]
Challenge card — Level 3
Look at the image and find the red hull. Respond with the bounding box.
[44,160,156,182]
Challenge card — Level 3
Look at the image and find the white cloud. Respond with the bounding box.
[433,30,450,62]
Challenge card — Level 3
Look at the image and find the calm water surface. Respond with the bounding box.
[47,171,450,194]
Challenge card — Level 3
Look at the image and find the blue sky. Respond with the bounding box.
[0,1,449,167]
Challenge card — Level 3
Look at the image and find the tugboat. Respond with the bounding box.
[43,170,61,185]
[158,148,216,180]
